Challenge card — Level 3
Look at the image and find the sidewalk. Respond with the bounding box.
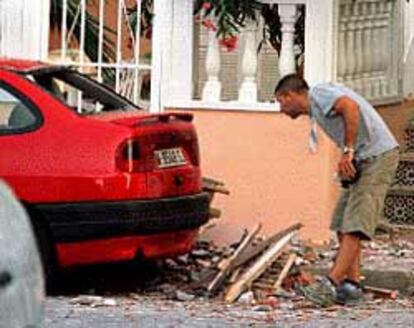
[305,231,414,294]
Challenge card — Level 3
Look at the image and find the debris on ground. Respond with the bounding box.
[64,177,414,312]
[147,219,414,309]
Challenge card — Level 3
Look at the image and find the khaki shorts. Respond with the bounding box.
[330,148,399,240]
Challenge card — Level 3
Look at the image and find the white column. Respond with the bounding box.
[0,0,49,60]
[404,0,414,59]
[167,0,195,105]
[278,4,297,78]
[151,0,173,113]
[304,0,338,84]
[238,20,258,103]
[202,27,221,102]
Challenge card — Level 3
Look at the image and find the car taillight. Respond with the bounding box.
[186,132,200,166]
[116,139,146,172]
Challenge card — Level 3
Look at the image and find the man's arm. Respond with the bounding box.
[333,96,360,179]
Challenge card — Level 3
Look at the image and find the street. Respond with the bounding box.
[46,295,414,328]
[44,262,414,328]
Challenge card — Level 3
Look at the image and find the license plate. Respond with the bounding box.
[154,148,186,168]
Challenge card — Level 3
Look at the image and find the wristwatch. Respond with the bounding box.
[343,146,355,154]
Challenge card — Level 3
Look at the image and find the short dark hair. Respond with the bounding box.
[274,74,309,95]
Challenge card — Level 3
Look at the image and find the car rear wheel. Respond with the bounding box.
[26,205,60,293]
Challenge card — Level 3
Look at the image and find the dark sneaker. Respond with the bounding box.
[299,276,337,307]
[336,279,364,305]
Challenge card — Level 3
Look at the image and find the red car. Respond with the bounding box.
[0,59,209,281]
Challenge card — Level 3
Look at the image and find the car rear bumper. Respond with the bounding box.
[33,192,210,266]
[34,192,210,243]
[55,229,199,267]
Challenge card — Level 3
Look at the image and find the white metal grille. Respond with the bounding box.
[50,0,152,112]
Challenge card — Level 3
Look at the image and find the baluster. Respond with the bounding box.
[345,4,356,90]
[378,1,388,97]
[372,1,382,98]
[381,1,393,96]
[354,2,364,95]
[202,27,221,102]
[238,20,258,103]
[363,2,374,99]
[337,4,347,84]
[278,4,297,78]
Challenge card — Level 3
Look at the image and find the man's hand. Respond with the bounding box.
[338,152,356,180]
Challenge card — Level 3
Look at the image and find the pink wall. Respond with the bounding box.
[173,109,340,244]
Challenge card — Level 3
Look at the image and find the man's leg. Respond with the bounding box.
[334,232,361,283]
[329,233,361,285]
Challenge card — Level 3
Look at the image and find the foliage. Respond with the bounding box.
[127,0,154,39]
[193,0,305,67]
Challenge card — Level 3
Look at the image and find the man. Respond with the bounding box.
[274,74,399,306]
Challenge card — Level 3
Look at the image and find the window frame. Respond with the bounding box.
[0,80,44,136]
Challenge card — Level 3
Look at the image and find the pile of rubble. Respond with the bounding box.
[157,222,309,304]
[152,223,414,307]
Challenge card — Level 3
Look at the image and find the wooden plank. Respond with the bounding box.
[202,177,230,195]
[363,285,398,299]
[224,231,296,303]
[207,223,262,293]
[272,253,297,290]
[232,223,303,270]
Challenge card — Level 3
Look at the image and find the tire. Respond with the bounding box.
[25,205,60,294]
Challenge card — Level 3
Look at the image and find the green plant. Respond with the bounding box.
[193,0,305,64]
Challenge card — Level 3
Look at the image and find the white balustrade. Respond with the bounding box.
[238,20,259,103]
[163,0,403,111]
[337,0,401,104]
[202,28,222,102]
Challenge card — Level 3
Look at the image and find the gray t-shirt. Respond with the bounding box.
[309,82,398,160]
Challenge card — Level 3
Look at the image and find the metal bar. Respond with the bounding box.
[97,0,105,83]
[115,0,123,93]
[77,0,86,113]
[61,0,68,61]
[44,60,152,70]
[133,0,142,103]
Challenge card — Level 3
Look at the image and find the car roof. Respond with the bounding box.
[0,58,67,75]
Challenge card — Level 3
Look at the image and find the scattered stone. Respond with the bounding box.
[252,304,273,312]
[174,290,196,302]
[70,295,117,307]
[191,249,211,258]
[102,298,117,307]
[237,291,255,304]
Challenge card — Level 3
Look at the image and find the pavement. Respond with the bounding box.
[46,295,414,327]
[305,231,414,294]
[43,229,414,327]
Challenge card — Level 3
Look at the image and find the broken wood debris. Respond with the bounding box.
[224,230,297,303]
[273,253,297,291]
[202,176,229,221]
[181,223,304,303]
[363,285,398,300]
[207,223,262,294]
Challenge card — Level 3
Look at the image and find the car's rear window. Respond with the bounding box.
[31,69,139,115]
